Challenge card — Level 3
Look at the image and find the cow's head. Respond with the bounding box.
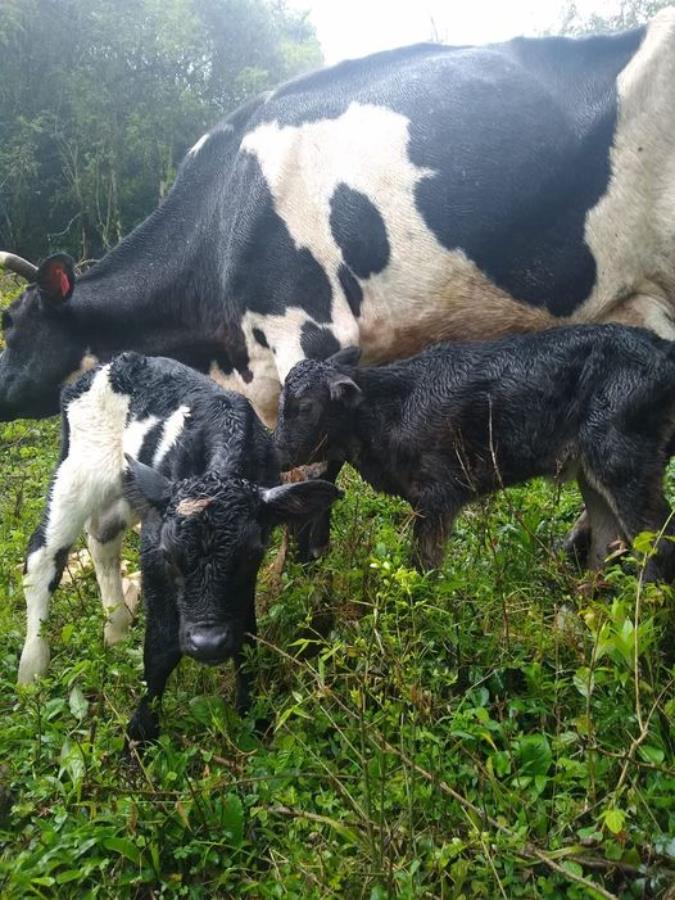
[275,347,362,470]
[125,457,342,664]
[0,252,84,420]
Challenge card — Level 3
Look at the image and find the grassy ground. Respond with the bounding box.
[0,278,673,898]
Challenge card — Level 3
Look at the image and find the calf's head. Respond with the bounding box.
[125,457,341,664]
[275,347,362,469]
[0,253,84,420]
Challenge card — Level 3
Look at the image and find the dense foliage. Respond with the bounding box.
[557,0,672,35]
[0,0,321,261]
[0,276,673,896]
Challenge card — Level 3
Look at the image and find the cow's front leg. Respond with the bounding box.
[233,601,257,716]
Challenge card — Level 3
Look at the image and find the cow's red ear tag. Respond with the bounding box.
[49,264,70,299]
[37,254,76,302]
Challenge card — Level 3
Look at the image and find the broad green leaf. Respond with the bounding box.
[68,685,88,721]
[515,734,552,777]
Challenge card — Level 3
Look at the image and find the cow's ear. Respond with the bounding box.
[328,372,362,407]
[261,480,343,524]
[124,454,172,513]
[36,253,76,303]
[328,346,361,367]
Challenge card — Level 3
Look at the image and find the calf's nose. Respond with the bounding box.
[183,625,232,664]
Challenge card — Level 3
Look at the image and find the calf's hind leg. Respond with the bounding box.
[577,476,622,572]
[20,458,105,683]
[583,458,675,582]
[86,499,136,646]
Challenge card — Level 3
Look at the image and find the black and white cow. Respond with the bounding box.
[275,326,675,576]
[2,10,675,429]
[19,351,340,738]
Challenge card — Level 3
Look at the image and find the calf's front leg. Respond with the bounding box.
[412,504,456,572]
[127,548,181,743]
[86,499,136,646]
[233,601,257,716]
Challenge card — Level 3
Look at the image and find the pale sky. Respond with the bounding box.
[290,0,625,64]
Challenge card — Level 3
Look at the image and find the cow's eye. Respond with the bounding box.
[298,398,315,415]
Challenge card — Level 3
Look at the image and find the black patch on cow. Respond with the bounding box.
[251,28,645,318]
[252,328,269,348]
[406,30,643,315]
[330,184,390,279]
[337,264,364,317]
[300,323,341,360]
[226,155,333,323]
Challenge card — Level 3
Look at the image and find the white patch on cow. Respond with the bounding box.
[209,359,280,428]
[188,133,210,157]
[64,351,100,385]
[581,8,675,336]
[153,405,190,466]
[240,102,527,373]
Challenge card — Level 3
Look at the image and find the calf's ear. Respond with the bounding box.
[261,480,343,524]
[328,346,361,367]
[124,454,172,513]
[328,372,362,407]
[36,253,76,303]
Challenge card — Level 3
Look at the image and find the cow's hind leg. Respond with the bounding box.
[86,499,136,646]
[19,459,100,683]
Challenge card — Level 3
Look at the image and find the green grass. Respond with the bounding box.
[0,278,673,898]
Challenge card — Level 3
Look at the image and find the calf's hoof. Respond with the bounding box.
[559,522,591,569]
[104,605,133,647]
[17,638,50,684]
[126,706,160,745]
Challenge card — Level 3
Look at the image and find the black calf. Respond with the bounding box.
[275,326,675,577]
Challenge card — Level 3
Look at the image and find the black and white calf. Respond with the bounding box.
[275,326,675,576]
[19,352,340,739]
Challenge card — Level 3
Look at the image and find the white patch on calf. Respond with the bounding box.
[581,9,675,331]
[153,405,190,466]
[123,414,160,460]
[19,367,131,682]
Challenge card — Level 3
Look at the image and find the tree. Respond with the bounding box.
[557,0,672,35]
[0,0,322,260]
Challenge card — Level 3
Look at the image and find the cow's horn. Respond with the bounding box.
[0,252,38,281]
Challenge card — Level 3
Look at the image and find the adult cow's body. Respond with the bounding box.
[2,11,675,428]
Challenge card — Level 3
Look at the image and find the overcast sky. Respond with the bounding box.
[289,0,624,63]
